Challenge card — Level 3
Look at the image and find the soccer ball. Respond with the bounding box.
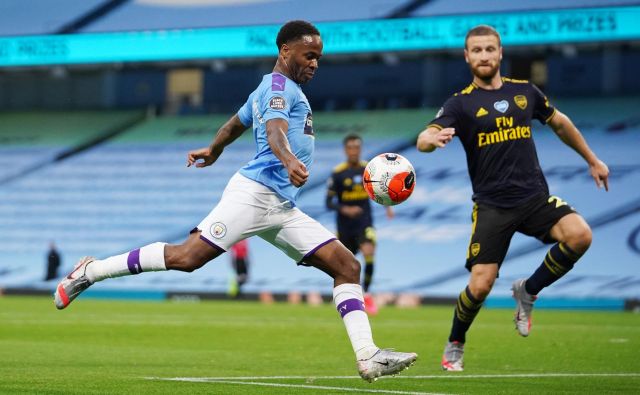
[363,153,416,206]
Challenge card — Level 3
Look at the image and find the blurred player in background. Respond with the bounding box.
[326,134,394,315]
[416,25,609,371]
[44,241,61,281]
[55,20,416,381]
[228,239,250,297]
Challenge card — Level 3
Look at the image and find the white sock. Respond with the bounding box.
[85,242,167,283]
[333,283,379,361]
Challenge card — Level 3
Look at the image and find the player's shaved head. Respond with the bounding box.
[276,20,321,50]
[465,25,501,49]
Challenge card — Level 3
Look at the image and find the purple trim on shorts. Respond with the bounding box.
[199,235,226,253]
[297,237,337,266]
[337,298,365,318]
[127,248,142,275]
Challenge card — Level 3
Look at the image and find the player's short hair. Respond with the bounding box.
[465,25,501,48]
[343,133,362,146]
[276,20,320,50]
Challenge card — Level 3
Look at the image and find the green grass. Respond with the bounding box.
[0,296,638,394]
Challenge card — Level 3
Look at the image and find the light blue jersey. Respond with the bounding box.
[237,73,314,205]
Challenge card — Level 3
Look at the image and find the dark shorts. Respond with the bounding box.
[465,194,576,271]
[338,225,376,255]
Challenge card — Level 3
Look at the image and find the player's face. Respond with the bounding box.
[282,35,323,84]
[464,35,502,80]
[344,139,361,165]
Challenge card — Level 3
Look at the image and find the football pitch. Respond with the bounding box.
[0,296,638,394]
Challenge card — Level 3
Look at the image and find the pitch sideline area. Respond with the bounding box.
[148,373,640,394]
[1,297,638,394]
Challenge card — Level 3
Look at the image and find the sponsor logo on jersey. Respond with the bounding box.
[476,107,489,117]
[271,74,286,91]
[514,95,528,110]
[269,96,286,110]
[494,100,509,113]
[210,222,227,239]
[251,99,264,124]
[477,116,532,147]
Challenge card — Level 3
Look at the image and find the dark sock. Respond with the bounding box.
[449,286,484,343]
[363,256,374,293]
[525,242,582,295]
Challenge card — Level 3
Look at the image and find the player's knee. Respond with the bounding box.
[567,222,592,254]
[471,276,495,299]
[339,256,361,283]
[474,283,492,300]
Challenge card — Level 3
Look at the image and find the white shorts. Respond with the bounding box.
[195,172,336,264]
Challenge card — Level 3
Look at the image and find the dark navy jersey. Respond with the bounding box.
[428,77,557,208]
[327,161,373,232]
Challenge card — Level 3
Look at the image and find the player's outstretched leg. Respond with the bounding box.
[307,240,417,382]
[54,241,167,309]
[54,232,222,309]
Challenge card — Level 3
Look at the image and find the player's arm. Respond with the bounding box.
[326,176,340,210]
[416,126,455,153]
[326,194,340,210]
[187,114,248,168]
[266,118,309,187]
[547,110,609,191]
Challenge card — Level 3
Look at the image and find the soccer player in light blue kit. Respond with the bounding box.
[54,20,417,381]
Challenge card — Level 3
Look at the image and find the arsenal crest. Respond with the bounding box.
[514,95,528,110]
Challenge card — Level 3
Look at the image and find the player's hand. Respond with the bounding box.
[589,159,609,191]
[285,157,309,187]
[187,146,222,168]
[417,127,455,152]
[433,128,455,148]
[340,205,363,218]
[385,206,395,219]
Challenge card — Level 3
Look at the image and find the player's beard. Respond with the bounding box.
[294,66,311,84]
[471,62,500,83]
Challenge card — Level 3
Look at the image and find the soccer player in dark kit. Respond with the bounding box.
[326,134,394,315]
[416,25,609,371]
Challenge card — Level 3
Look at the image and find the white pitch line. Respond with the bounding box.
[153,377,450,395]
[148,372,640,381]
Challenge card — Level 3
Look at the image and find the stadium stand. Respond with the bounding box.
[0,111,141,183]
[0,0,106,36]
[0,109,425,291]
[411,0,640,16]
[1,101,638,307]
[80,0,409,32]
